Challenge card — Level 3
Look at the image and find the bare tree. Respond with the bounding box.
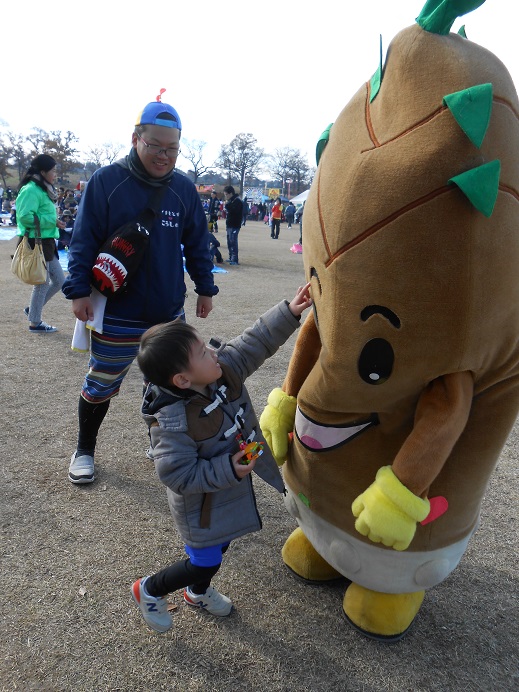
[83,142,124,176]
[103,142,124,164]
[2,131,30,184]
[84,145,105,170]
[0,133,14,188]
[180,139,215,184]
[24,128,49,156]
[24,128,80,184]
[216,144,234,185]
[45,130,80,183]
[215,133,264,195]
[269,147,314,196]
[269,147,297,195]
[287,151,314,195]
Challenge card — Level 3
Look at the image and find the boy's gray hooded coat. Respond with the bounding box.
[142,301,300,548]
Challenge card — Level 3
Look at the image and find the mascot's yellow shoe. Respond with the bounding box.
[343,583,425,642]
[282,528,343,582]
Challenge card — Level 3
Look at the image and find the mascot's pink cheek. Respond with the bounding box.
[300,435,323,449]
[421,496,449,525]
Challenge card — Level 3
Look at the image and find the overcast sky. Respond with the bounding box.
[2,0,517,173]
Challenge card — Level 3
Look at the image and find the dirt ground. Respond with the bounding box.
[1,220,517,691]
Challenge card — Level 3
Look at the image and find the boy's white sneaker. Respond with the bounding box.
[131,577,172,633]
[184,585,232,616]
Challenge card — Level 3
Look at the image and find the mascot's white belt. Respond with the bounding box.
[284,489,477,593]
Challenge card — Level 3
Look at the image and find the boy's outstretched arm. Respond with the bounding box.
[219,284,312,384]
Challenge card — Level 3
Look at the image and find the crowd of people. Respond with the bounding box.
[1,185,17,225]
[203,192,303,261]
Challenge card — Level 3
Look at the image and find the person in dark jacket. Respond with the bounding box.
[207,190,220,232]
[242,197,249,226]
[296,201,305,244]
[62,94,218,485]
[223,185,243,265]
[131,283,312,632]
[284,201,296,229]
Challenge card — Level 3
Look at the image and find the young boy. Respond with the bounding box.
[131,284,312,632]
[208,230,223,264]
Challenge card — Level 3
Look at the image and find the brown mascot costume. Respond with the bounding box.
[260,0,519,641]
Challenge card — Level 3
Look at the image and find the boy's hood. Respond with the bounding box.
[142,383,191,416]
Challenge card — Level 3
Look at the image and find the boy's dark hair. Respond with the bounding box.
[223,185,235,195]
[137,320,199,387]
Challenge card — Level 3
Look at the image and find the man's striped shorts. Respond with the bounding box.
[80,312,184,403]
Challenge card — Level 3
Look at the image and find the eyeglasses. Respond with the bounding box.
[137,133,181,157]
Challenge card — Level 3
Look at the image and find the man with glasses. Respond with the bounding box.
[63,95,218,485]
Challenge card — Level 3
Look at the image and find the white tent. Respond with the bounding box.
[290,189,310,204]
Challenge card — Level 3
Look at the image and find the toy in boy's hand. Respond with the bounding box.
[238,440,264,464]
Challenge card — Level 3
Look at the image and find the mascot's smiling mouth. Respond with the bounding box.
[295,407,379,452]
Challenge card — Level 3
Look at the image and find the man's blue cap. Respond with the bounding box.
[135,100,182,130]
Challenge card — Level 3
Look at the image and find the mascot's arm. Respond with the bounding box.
[392,371,474,495]
[352,371,474,550]
[260,312,321,464]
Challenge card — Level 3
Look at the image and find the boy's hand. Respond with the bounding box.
[231,449,256,478]
[288,282,312,317]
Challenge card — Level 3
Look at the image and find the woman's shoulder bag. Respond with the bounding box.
[11,214,47,285]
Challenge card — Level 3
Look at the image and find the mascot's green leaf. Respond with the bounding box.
[449,159,501,217]
[443,83,493,148]
[416,0,486,35]
[316,123,333,166]
[458,24,467,37]
[369,34,383,103]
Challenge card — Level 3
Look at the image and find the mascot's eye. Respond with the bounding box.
[358,338,394,385]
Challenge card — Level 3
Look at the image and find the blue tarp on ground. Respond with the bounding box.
[0,226,17,240]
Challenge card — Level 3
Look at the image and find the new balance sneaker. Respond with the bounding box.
[68,452,95,484]
[132,577,172,633]
[184,585,232,616]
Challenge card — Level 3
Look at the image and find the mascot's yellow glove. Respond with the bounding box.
[352,466,430,551]
[259,388,297,466]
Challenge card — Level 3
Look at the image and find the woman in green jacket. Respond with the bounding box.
[16,154,66,333]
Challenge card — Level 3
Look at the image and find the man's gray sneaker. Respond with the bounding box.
[69,452,95,484]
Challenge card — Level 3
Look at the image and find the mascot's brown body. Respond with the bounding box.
[261,0,518,640]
